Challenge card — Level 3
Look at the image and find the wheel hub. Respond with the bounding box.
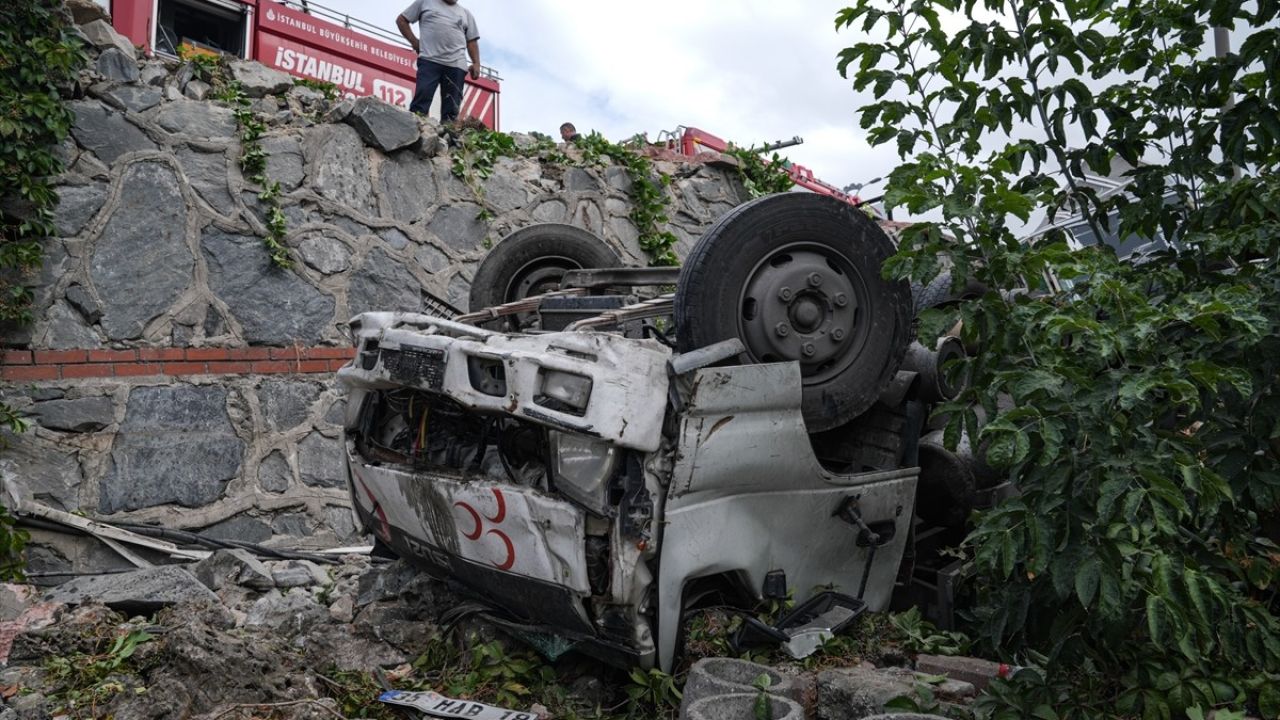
[739,246,869,383]
[790,295,824,332]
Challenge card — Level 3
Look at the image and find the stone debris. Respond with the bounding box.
[815,667,919,720]
[41,566,220,614]
[78,18,136,58]
[1,558,455,719]
[343,96,421,153]
[65,0,110,25]
[684,693,806,720]
[191,549,274,592]
[270,559,329,589]
[95,47,140,84]
[227,59,295,98]
[0,554,1002,720]
[680,657,810,714]
[914,653,1010,692]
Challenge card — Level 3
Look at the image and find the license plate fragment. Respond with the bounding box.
[378,690,537,720]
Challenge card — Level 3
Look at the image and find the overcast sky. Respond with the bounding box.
[346,0,897,197]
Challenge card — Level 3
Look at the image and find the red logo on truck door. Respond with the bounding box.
[453,488,516,571]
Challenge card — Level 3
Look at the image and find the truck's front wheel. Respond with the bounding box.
[673,193,913,432]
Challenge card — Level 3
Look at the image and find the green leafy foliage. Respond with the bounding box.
[838,0,1280,716]
[451,127,519,183]
[751,672,773,720]
[45,629,154,718]
[292,77,340,101]
[186,48,291,269]
[0,0,87,582]
[724,147,796,197]
[450,128,681,267]
[625,667,682,716]
[886,675,974,719]
[572,132,680,267]
[890,607,971,656]
[0,505,28,582]
[326,631,686,720]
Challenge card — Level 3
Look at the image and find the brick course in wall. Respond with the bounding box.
[0,347,356,381]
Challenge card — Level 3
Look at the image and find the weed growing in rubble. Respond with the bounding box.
[293,77,340,102]
[45,629,154,718]
[751,673,773,720]
[318,670,401,720]
[890,607,971,656]
[317,629,698,720]
[624,668,683,717]
[0,505,27,581]
[885,676,974,719]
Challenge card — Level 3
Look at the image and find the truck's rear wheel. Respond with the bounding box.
[468,224,622,329]
[674,193,913,432]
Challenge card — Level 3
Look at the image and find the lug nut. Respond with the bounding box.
[832,328,846,342]
[775,323,791,337]
[808,273,824,288]
[834,293,848,307]
[778,287,794,302]
[802,343,817,357]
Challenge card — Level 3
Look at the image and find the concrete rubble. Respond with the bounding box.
[0,554,993,720]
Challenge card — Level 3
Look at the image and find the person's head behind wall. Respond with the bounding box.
[560,122,578,142]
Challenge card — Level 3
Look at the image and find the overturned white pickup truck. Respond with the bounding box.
[337,193,985,671]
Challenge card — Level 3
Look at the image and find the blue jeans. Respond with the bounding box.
[410,58,466,122]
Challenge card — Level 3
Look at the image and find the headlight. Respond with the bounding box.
[537,370,593,415]
[550,431,619,516]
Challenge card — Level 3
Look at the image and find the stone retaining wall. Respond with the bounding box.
[1,12,751,576]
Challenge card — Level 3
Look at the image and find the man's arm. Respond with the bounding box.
[396,15,420,54]
[466,39,481,79]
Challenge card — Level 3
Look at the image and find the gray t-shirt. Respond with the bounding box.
[400,0,478,70]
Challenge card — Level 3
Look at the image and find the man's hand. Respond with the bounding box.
[466,39,481,79]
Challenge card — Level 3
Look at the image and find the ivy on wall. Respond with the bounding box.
[451,128,689,266]
[183,49,292,268]
[0,0,88,579]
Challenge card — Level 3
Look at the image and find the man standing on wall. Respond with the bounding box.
[395,0,480,123]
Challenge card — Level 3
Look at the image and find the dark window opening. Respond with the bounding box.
[155,0,247,58]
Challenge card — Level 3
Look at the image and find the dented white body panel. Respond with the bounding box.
[349,452,591,592]
[338,311,916,671]
[338,312,671,452]
[659,362,916,669]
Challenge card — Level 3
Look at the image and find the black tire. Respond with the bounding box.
[911,272,986,315]
[674,193,913,432]
[468,224,621,324]
[917,430,980,530]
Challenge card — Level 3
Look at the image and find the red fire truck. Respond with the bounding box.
[667,126,868,207]
[93,0,501,128]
